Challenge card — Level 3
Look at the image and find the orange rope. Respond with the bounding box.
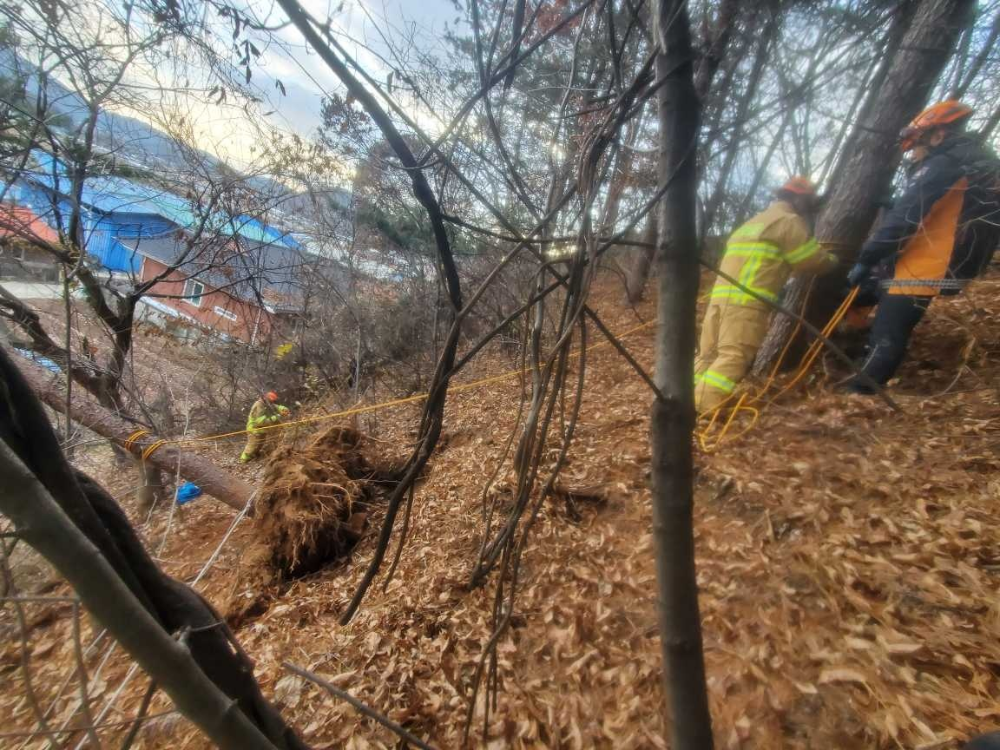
[122,429,149,452]
[141,440,167,461]
[768,286,859,401]
[752,278,817,402]
[697,285,859,451]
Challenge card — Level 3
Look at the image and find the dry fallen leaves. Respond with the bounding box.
[3,276,1000,749]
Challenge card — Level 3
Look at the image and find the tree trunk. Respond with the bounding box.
[693,0,739,101]
[0,345,307,749]
[650,2,714,749]
[819,0,974,254]
[699,4,780,239]
[757,0,975,371]
[952,9,1000,98]
[136,460,167,515]
[624,210,659,303]
[981,103,1000,140]
[0,443,279,750]
[14,356,253,510]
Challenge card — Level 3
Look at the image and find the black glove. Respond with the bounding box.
[845,262,870,288]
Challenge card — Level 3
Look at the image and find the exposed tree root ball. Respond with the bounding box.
[251,427,401,579]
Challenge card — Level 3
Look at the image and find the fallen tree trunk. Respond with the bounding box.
[14,353,252,510]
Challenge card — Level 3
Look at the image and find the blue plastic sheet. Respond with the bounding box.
[175,481,203,505]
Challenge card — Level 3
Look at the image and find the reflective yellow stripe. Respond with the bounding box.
[709,285,779,304]
[717,235,782,306]
[738,253,761,291]
[724,241,782,260]
[247,414,274,431]
[786,238,820,264]
[696,370,737,393]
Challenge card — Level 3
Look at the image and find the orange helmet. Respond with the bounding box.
[900,100,973,151]
[265,391,279,402]
[780,176,818,196]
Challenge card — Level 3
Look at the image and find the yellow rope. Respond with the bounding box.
[164,317,659,448]
[141,440,167,461]
[767,286,858,401]
[129,280,855,457]
[122,429,149,452]
[700,393,747,452]
[756,278,817,400]
[697,285,860,451]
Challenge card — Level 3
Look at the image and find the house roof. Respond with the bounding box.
[22,150,300,249]
[120,232,307,312]
[0,204,60,244]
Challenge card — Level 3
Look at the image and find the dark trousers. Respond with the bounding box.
[850,293,931,390]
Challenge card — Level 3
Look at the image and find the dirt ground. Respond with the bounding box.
[1,273,999,749]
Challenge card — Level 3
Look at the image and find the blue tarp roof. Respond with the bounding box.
[24,150,300,249]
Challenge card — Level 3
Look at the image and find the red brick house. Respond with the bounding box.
[0,204,61,281]
[121,233,305,344]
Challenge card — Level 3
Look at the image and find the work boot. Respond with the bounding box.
[837,379,877,396]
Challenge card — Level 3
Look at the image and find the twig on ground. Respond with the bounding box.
[0,535,63,750]
[70,601,102,750]
[284,662,438,750]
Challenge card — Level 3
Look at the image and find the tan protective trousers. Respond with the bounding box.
[694,303,772,413]
[240,430,273,462]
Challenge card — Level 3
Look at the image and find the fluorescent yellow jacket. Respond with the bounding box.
[711,200,837,310]
[246,399,289,433]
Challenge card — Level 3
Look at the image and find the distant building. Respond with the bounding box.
[1,149,319,343]
[121,232,307,344]
[8,153,182,273]
[0,204,61,281]
[5,150,300,275]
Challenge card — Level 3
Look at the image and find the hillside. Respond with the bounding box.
[0,48,344,212]
[2,272,998,749]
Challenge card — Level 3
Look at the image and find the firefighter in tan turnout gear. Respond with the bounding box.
[240,391,290,463]
[695,177,838,412]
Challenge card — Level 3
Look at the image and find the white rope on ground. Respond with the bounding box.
[191,491,255,589]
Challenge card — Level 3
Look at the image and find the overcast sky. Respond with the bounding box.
[188,0,468,165]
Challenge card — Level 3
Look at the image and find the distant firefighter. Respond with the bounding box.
[240,391,290,463]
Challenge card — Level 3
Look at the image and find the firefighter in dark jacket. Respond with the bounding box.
[844,101,1000,393]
